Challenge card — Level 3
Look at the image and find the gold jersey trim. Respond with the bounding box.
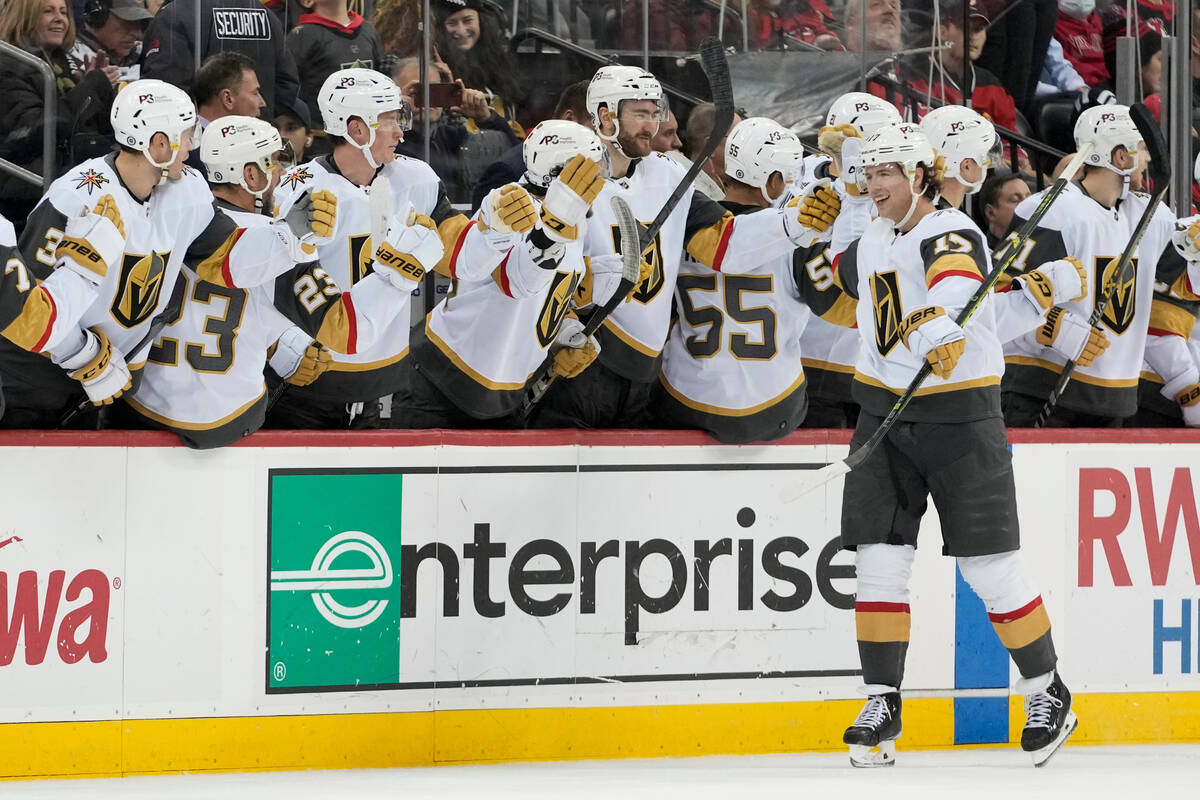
[326,347,409,373]
[1003,356,1138,388]
[601,317,662,358]
[425,319,531,391]
[853,370,1001,396]
[658,369,806,417]
[125,386,266,430]
[801,357,856,375]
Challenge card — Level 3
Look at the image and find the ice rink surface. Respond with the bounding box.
[8,745,1199,799]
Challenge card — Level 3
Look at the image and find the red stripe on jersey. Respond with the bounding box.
[711,219,736,272]
[855,601,911,614]
[343,291,358,355]
[1147,327,1183,338]
[929,269,984,288]
[831,252,843,273]
[448,220,477,280]
[221,228,247,288]
[987,595,1043,624]
[32,288,57,353]
[498,251,514,297]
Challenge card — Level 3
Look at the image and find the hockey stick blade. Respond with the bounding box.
[1034,102,1169,426]
[779,143,1094,503]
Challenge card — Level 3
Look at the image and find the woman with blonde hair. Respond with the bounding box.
[0,0,118,225]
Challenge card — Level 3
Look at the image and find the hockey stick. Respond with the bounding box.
[520,36,734,417]
[57,273,187,429]
[521,195,643,416]
[1034,102,1169,426]
[779,142,1095,503]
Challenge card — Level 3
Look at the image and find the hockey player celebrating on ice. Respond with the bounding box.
[0,79,338,429]
[1000,104,1180,427]
[835,123,1076,768]
[919,104,1109,362]
[651,117,857,443]
[127,117,428,447]
[529,64,845,429]
[271,67,516,429]
[398,120,649,427]
[798,91,901,428]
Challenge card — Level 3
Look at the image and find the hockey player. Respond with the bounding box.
[1001,104,1179,427]
[797,92,901,428]
[127,117,429,447]
[271,67,521,429]
[530,65,833,428]
[651,117,856,443]
[835,123,1075,768]
[399,120,649,428]
[0,79,337,428]
[919,104,1110,367]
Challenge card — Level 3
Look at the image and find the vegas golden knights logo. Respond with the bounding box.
[111,251,169,328]
[610,223,664,305]
[536,270,581,348]
[349,234,374,285]
[870,270,902,356]
[1095,255,1137,335]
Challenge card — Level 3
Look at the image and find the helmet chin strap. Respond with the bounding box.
[144,147,176,185]
[891,173,922,229]
[599,117,639,160]
[349,123,382,170]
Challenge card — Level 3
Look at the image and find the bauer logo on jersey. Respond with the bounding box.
[281,167,314,191]
[1095,255,1138,335]
[536,270,582,348]
[110,251,169,328]
[611,223,664,305]
[73,169,110,195]
[870,270,902,356]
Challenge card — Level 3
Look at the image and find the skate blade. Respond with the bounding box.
[1031,711,1078,768]
[849,741,896,768]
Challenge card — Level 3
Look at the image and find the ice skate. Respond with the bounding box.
[843,687,902,768]
[1017,671,1077,767]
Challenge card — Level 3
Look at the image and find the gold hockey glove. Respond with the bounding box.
[1036,305,1108,366]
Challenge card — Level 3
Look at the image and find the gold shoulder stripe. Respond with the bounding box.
[1171,269,1200,302]
[435,215,474,279]
[684,212,735,270]
[819,292,858,328]
[1,286,55,352]
[925,253,982,288]
[1148,298,1196,339]
[192,229,245,287]
[315,298,355,354]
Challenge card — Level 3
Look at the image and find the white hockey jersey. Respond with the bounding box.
[658,201,857,443]
[837,208,1004,423]
[585,152,802,382]
[271,154,506,402]
[1002,183,1177,417]
[0,155,298,409]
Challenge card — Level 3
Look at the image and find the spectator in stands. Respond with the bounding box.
[274,99,313,169]
[978,171,1031,249]
[749,0,841,50]
[1055,0,1109,90]
[286,0,384,133]
[141,0,298,117]
[434,0,523,135]
[682,102,743,199]
[0,0,117,225]
[1036,38,1088,96]
[470,78,589,212]
[393,56,520,203]
[195,51,266,124]
[651,110,682,153]
[841,0,901,53]
[67,0,150,84]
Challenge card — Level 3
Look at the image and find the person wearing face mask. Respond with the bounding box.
[650,117,857,443]
[1054,0,1109,89]
[1000,104,1183,427]
[0,0,118,225]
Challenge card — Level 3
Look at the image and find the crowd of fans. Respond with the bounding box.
[0,0,1197,441]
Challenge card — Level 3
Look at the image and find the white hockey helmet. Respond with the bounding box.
[200,116,283,211]
[111,79,199,174]
[586,65,668,156]
[825,92,902,138]
[919,105,998,194]
[318,68,413,167]
[522,119,608,189]
[1074,104,1142,174]
[861,123,937,226]
[724,117,805,203]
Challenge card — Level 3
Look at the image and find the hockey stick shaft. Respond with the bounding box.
[1034,103,1168,426]
[780,143,1094,502]
[521,37,734,417]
